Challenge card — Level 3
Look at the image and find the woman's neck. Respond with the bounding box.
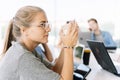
[19,39,38,52]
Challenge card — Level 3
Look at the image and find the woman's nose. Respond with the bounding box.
[45,26,51,32]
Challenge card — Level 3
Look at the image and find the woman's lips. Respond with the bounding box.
[45,35,48,37]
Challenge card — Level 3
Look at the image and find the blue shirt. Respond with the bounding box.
[91,31,116,47]
[35,46,46,58]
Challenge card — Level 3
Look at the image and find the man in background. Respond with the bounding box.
[88,18,116,47]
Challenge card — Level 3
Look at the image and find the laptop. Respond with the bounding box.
[87,40,120,76]
[74,64,91,80]
[73,44,91,79]
[79,32,91,47]
[105,46,117,50]
[106,46,117,53]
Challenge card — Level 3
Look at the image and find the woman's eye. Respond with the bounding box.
[40,23,44,26]
[41,23,46,27]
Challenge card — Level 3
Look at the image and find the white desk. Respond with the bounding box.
[86,49,120,80]
[51,46,120,80]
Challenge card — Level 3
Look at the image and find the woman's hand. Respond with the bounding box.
[59,21,79,48]
[41,43,53,62]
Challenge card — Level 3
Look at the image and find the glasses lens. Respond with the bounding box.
[45,22,52,29]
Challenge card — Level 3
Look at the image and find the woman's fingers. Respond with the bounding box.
[68,21,79,35]
[72,30,79,46]
[59,20,79,47]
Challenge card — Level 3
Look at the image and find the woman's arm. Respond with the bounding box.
[53,21,79,80]
[52,48,73,80]
[52,48,64,74]
[42,43,53,62]
[60,48,74,80]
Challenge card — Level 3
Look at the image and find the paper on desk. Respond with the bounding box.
[109,52,120,63]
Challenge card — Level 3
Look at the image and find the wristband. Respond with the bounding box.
[63,46,74,49]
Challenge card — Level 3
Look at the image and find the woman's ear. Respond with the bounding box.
[20,26,28,36]
[20,26,25,33]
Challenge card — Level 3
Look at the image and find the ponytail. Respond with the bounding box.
[2,19,15,54]
[1,6,44,55]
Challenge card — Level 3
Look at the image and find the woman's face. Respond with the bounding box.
[25,12,51,44]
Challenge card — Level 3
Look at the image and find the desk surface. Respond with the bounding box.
[86,49,120,80]
[52,46,120,80]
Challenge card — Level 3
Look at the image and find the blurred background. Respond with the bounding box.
[0,0,120,55]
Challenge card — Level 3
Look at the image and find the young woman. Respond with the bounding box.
[0,6,78,80]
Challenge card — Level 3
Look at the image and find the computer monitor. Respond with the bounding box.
[79,32,91,47]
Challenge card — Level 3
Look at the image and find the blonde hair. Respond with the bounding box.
[2,6,45,54]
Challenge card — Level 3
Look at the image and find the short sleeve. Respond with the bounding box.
[18,53,60,80]
[42,58,54,68]
[35,46,54,68]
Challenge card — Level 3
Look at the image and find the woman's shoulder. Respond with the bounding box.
[2,41,32,62]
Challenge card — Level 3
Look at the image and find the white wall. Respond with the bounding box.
[0,0,120,53]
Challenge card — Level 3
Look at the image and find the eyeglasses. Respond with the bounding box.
[37,22,50,29]
[30,21,51,30]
